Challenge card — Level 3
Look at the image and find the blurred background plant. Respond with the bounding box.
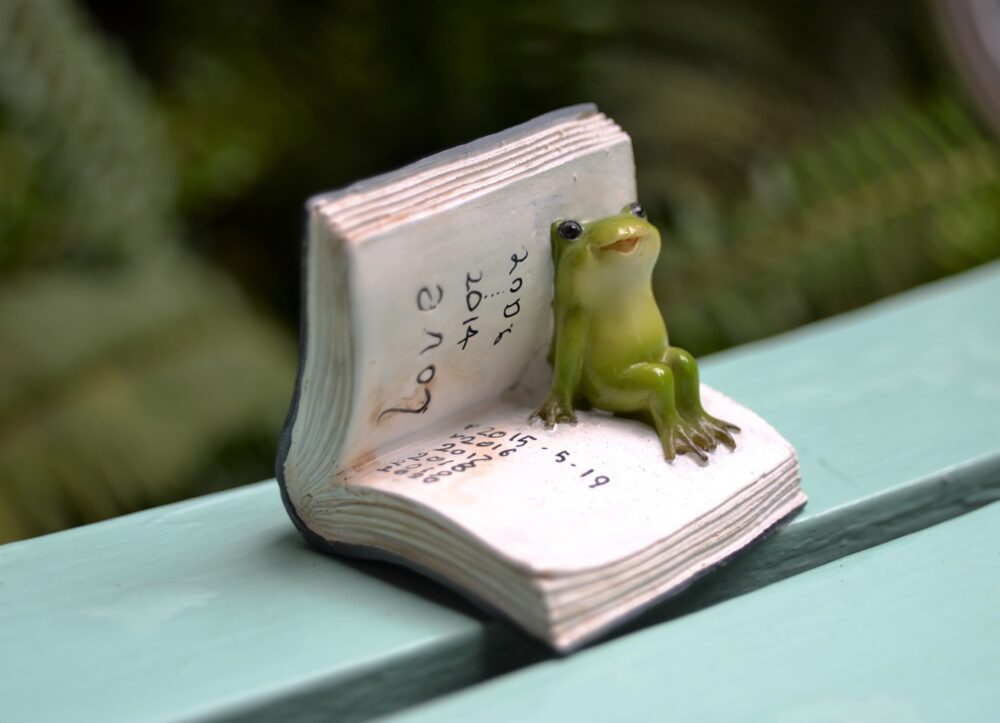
[1,0,998,542]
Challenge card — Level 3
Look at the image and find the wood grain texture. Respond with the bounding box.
[2,261,999,722]
[388,500,1000,723]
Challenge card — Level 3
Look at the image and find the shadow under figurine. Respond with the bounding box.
[531,202,740,461]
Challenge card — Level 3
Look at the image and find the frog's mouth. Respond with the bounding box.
[600,235,642,254]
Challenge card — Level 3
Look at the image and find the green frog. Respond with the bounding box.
[531,203,739,461]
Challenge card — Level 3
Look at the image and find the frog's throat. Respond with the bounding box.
[599,235,641,254]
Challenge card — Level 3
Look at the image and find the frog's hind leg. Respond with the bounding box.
[664,347,740,451]
[617,362,715,462]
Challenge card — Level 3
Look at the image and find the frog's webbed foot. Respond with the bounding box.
[530,396,577,428]
[685,411,740,453]
[654,413,715,462]
[662,347,740,457]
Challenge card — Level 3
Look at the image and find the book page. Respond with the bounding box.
[335,386,799,573]
[324,116,636,465]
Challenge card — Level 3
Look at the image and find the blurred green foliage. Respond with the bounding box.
[2,0,998,541]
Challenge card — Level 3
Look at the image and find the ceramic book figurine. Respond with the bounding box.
[277,105,807,651]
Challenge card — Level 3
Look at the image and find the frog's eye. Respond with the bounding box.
[557,220,583,240]
[629,202,646,219]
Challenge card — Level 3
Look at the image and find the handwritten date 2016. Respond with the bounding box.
[376,423,611,488]
[377,425,536,483]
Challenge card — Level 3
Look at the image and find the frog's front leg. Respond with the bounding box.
[663,347,740,451]
[617,363,716,462]
[532,310,587,427]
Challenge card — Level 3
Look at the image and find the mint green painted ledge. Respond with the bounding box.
[0,482,543,723]
[389,499,1000,723]
[2,262,1000,722]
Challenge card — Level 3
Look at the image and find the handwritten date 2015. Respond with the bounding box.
[377,426,536,483]
[376,422,611,488]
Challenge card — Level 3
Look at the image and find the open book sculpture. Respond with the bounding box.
[277,105,807,651]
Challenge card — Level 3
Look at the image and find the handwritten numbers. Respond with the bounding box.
[457,322,479,350]
[503,299,521,319]
[377,423,610,489]
[465,271,483,310]
[380,248,534,416]
[458,271,483,351]
[579,468,611,488]
[494,247,528,346]
[509,248,528,275]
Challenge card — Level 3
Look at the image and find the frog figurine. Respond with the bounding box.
[531,202,739,461]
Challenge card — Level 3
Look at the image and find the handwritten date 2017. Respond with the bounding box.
[376,422,611,489]
[377,425,536,483]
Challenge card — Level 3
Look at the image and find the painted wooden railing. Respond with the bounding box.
[3,262,999,723]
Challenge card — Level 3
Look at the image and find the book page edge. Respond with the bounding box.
[305,104,599,213]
